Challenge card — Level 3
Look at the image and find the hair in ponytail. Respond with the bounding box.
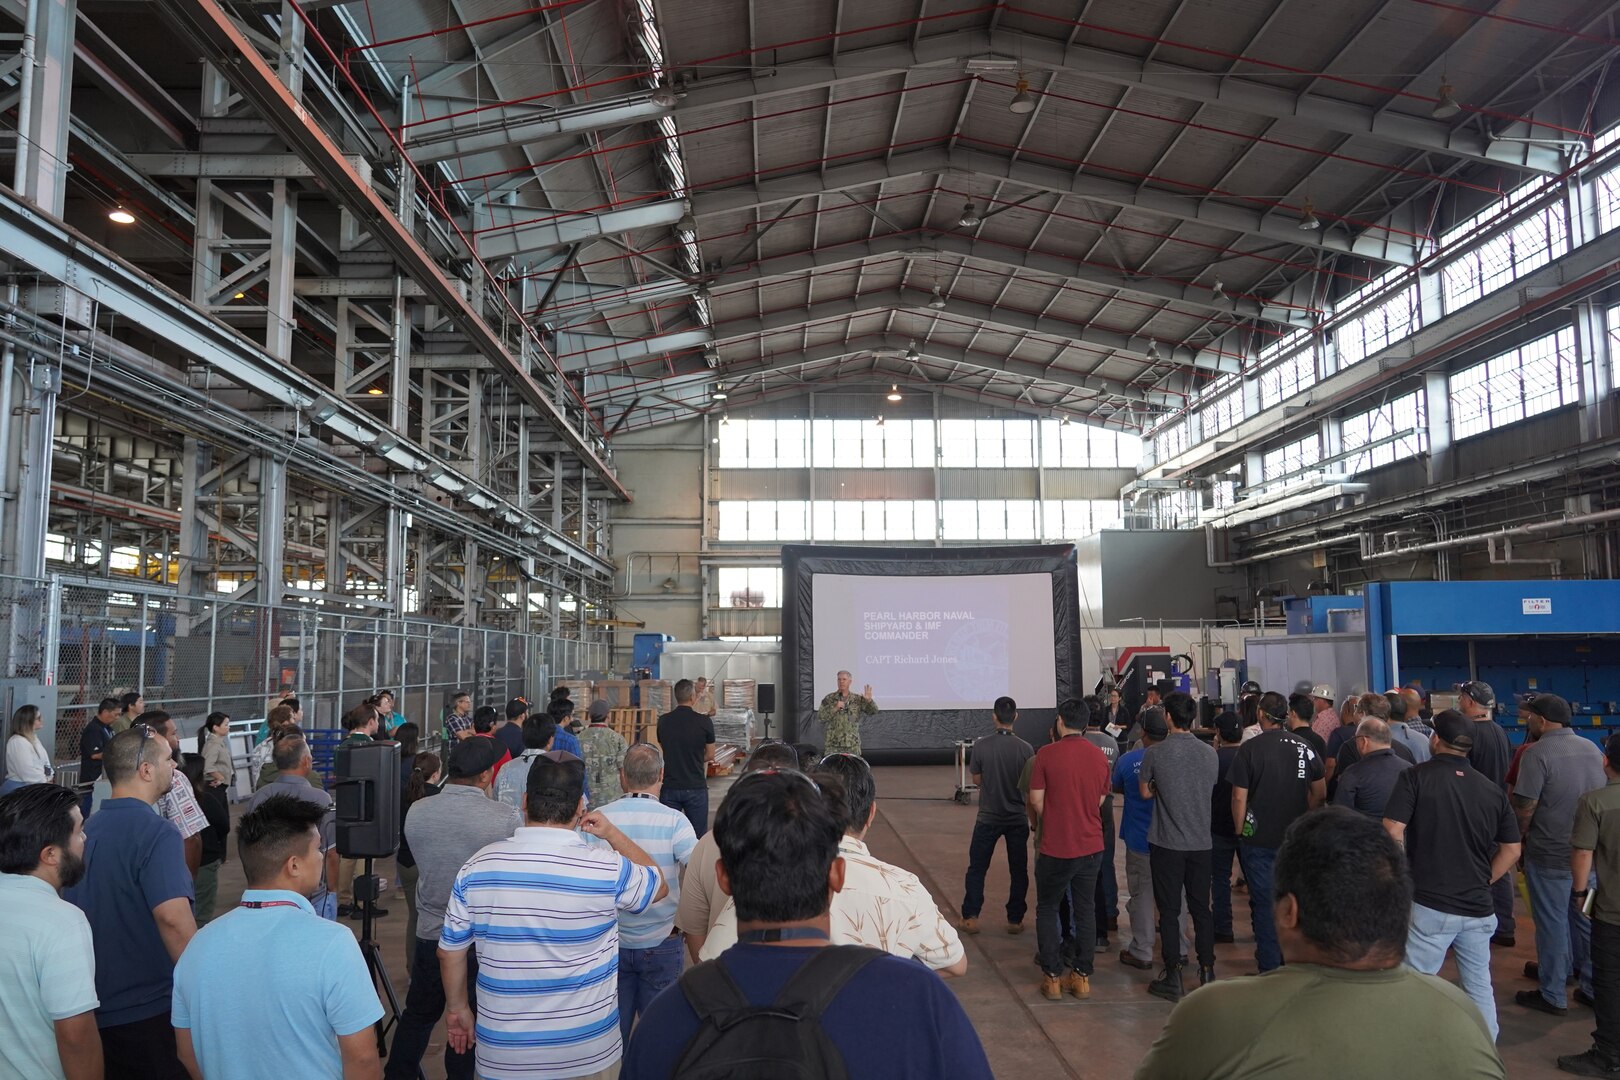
[407,751,441,802]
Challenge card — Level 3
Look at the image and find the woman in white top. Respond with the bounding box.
[199,711,234,787]
[4,705,53,783]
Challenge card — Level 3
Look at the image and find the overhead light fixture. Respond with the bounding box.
[366,383,385,396]
[1059,414,1071,426]
[676,208,697,236]
[958,200,981,228]
[887,384,902,402]
[1432,78,1461,120]
[650,82,679,109]
[719,413,730,426]
[233,291,247,300]
[1211,278,1227,301]
[905,341,921,363]
[876,415,885,426]
[712,383,728,401]
[929,286,948,310]
[703,349,720,369]
[1145,340,1161,361]
[1298,199,1321,231]
[108,205,135,225]
[1009,74,1036,115]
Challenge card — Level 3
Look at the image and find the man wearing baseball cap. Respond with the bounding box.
[1383,709,1521,1041]
[580,699,629,809]
[1459,680,1518,947]
[1562,733,1620,1077]
[1514,694,1606,1017]
[1309,685,1339,744]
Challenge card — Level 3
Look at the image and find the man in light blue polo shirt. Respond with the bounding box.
[0,783,101,1080]
[172,794,382,1080]
[595,744,698,1039]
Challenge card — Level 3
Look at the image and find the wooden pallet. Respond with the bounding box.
[608,707,659,746]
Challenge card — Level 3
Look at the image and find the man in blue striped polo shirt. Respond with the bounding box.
[595,744,698,1039]
[440,750,666,1080]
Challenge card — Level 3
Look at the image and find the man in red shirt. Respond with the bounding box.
[1029,697,1113,1001]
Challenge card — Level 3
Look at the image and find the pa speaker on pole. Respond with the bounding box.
[334,741,401,858]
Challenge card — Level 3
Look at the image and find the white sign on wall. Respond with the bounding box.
[1523,598,1553,615]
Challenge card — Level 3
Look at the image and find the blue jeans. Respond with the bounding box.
[1211,834,1239,937]
[1238,844,1281,972]
[1525,861,1595,1007]
[618,935,684,1040]
[962,818,1029,923]
[1405,902,1499,1040]
[661,786,710,838]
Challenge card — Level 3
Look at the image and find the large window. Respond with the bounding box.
[1439,202,1568,314]
[1335,285,1419,369]
[1259,346,1317,408]
[716,567,783,608]
[1197,388,1244,439]
[810,419,933,469]
[1261,432,1321,482]
[938,419,1042,467]
[1042,500,1122,539]
[1342,390,1428,474]
[715,500,810,542]
[1152,417,1193,465]
[940,500,1041,540]
[716,419,808,469]
[806,500,936,541]
[1038,420,1142,467]
[1449,328,1580,440]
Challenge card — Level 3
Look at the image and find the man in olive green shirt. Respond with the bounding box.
[1135,807,1503,1080]
[817,670,877,755]
[1565,734,1620,1077]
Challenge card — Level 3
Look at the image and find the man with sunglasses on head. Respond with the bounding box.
[65,725,196,1080]
[700,752,967,976]
[623,767,992,1080]
[441,749,664,1080]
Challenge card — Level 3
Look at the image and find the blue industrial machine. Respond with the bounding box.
[1364,581,1620,746]
[632,632,675,679]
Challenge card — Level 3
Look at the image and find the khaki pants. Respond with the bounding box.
[337,856,359,906]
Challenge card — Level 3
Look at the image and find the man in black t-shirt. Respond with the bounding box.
[657,679,716,837]
[1083,702,1121,941]
[1383,709,1520,1041]
[1209,714,1243,944]
[1285,693,1327,763]
[1229,695,1325,972]
[960,697,1035,935]
[1459,680,1517,946]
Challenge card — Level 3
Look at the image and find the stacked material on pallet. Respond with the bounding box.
[713,707,756,750]
[721,679,756,711]
[638,680,672,714]
[594,680,632,710]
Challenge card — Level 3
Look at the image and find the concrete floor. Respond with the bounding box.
[210,766,1587,1078]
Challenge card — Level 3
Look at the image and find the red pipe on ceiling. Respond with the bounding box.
[344,0,592,60]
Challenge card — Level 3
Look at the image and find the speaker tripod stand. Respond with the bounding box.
[354,858,404,1058]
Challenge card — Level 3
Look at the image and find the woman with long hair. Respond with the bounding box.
[397,749,442,953]
[198,711,233,788]
[4,705,52,784]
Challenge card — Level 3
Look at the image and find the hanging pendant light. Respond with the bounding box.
[1009,74,1036,114]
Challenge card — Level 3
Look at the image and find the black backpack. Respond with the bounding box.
[672,945,884,1079]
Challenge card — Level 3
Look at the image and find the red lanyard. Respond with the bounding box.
[240,900,300,910]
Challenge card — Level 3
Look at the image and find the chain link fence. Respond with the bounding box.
[0,575,609,763]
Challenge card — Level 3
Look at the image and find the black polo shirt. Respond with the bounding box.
[657,705,714,790]
[79,719,114,784]
[1331,748,1412,819]
[1383,754,1519,917]
[1466,716,1513,787]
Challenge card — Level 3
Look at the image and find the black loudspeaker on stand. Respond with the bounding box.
[334,742,404,1061]
[757,683,776,738]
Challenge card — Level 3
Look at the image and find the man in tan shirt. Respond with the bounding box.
[698,753,967,976]
[693,677,717,718]
[674,742,799,962]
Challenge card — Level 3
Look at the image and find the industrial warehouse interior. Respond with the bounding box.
[3,0,1620,1077]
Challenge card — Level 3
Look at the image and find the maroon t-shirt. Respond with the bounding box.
[1029,735,1112,858]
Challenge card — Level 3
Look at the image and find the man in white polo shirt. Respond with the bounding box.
[440,750,665,1080]
[594,744,697,1039]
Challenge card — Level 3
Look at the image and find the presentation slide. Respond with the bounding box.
[811,572,1058,710]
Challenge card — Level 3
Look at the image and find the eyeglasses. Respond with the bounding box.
[131,723,155,770]
[737,766,822,794]
[818,751,870,773]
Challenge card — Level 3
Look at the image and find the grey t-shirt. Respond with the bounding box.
[245,774,336,907]
[1515,727,1606,867]
[971,730,1034,825]
[1140,732,1219,851]
[402,783,520,940]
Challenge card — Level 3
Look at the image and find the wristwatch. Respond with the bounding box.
[1574,889,1592,900]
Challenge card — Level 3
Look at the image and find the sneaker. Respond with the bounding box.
[1524,961,1578,985]
[1516,989,1569,1016]
[1575,987,1597,1009]
[1491,933,1517,948]
[1095,936,1109,953]
[1120,950,1153,970]
[1558,1049,1620,1076]
[336,904,353,917]
[1039,973,1063,1001]
[1214,931,1235,944]
[1198,965,1216,987]
[1005,921,1024,936]
[960,917,980,935]
[1062,971,1091,999]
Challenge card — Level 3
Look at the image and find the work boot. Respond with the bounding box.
[1148,963,1185,1003]
[1198,965,1216,987]
[1119,950,1153,970]
[1558,1048,1620,1076]
[1063,970,1091,999]
[960,917,980,935]
[1039,973,1063,1001]
[1005,921,1024,935]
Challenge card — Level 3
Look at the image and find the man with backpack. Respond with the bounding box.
[622,768,993,1080]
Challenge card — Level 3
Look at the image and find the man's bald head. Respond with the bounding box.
[1355,718,1392,748]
